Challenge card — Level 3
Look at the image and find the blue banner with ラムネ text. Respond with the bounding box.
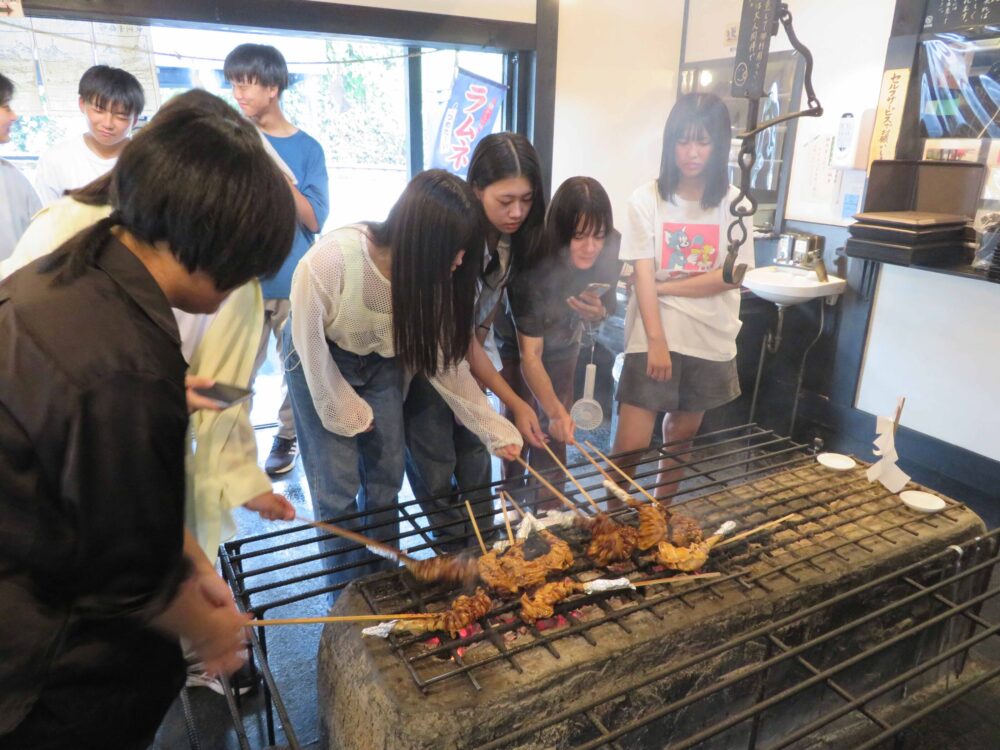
[430,68,506,178]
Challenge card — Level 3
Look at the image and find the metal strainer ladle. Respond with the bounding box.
[570,329,603,431]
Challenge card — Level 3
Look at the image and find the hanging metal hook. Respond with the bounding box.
[723,2,825,285]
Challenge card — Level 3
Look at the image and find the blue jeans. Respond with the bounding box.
[284,327,403,600]
[403,374,494,552]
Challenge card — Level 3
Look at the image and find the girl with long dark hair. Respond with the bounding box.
[613,92,754,500]
[403,132,548,549]
[0,91,294,748]
[493,176,620,497]
[284,169,522,587]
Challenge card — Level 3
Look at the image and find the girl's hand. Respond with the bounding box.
[646,339,673,381]
[548,410,576,445]
[512,403,546,448]
[566,291,606,322]
[495,443,523,462]
[245,491,296,521]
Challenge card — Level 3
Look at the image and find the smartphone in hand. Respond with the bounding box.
[193,382,253,409]
[581,282,611,297]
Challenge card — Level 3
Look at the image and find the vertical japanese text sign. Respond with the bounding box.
[431,69,506,178]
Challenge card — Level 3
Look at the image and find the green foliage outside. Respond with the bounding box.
[6,40,409,170]
[283,41,407,167]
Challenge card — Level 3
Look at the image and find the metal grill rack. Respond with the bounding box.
[476,529,1000,750]
[216,424,993,749]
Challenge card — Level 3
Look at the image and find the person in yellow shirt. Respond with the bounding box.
[6,130,294,568]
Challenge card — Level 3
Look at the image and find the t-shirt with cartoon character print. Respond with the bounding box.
[618,180,754,362]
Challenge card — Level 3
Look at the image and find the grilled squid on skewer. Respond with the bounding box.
[403,555,479,587]
[519,580,582,624]
[586,513,639,566]
[479,529,574,595]
[666,514,703,548]
[601,480,702,550]
[649,522,735,572]
[390,589,493,637]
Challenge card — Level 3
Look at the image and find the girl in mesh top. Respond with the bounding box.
[284,170,522,592]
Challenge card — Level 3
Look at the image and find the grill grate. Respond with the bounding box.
[476,530,1000,750]
[217,424,993,749]
[344,456,968,695]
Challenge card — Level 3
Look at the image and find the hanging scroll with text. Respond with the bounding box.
[923,0,1000,32]
[430,68,506,178]
[731,0,781,98]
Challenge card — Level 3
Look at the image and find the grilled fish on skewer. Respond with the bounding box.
[391,589,492,637]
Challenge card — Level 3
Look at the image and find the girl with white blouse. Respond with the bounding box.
[285,169,522,591]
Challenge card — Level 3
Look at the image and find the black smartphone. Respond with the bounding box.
[581,282,611,297]
[193,382,253,408]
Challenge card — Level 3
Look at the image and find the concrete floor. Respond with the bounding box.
[150,343,1000,749]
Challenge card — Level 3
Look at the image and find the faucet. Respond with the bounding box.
[776,231,828,281]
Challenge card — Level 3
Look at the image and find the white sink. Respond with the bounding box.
[742,265,846,306]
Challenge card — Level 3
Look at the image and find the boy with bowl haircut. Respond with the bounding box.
[34,64,144,206]
[224,43,330,476]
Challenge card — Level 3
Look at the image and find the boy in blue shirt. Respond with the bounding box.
[224,44,330,475]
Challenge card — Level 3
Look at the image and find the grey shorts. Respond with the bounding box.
[616,351,740,414]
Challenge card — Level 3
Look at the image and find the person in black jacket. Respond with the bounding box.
[0,89,295,750]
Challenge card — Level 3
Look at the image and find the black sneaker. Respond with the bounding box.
[265,436,297,475]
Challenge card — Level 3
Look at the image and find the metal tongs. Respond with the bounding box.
[723,1,824,285]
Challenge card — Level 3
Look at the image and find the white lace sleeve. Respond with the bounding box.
[289,249,374,436]
[428,360,523,454]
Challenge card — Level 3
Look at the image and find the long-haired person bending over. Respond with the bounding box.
[403,132,548,549]
[284,169,522,593]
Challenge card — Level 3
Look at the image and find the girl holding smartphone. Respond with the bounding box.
[493,176,620,494]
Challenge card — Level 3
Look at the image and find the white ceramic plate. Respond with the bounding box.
[900,490,946,513]
[817,452,857,471]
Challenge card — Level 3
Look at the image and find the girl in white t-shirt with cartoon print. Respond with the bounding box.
[613,92,754,500]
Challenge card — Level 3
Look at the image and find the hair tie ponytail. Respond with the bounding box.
[41,213,120,283]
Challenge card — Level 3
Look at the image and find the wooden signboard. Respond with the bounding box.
[731,0,781,98]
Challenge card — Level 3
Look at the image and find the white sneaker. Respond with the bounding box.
[185,667,254,696]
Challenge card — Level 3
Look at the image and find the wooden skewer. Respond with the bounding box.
[631,572,722,587]
[499,492,515,546]
[515,455,589,518]
[716,514,795,549]
[539,441,603,514]
[584,441,661,506]
[505,493,527,520]
[464,500,488,555]
[893,396,906,436]
[573,440,617,485]
[248,612,436,627]
[295,515,411,562]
